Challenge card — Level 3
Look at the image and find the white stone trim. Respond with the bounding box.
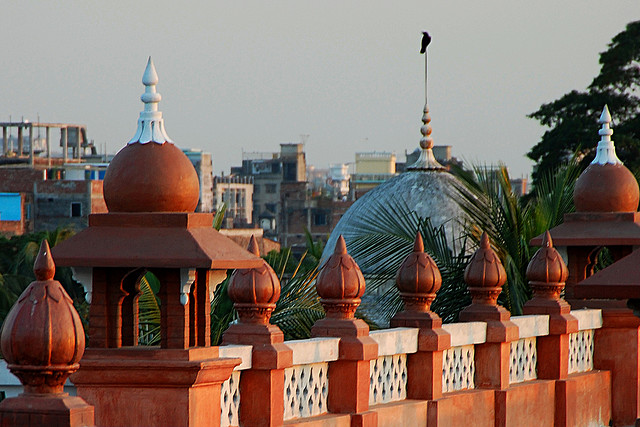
[571,309,603,331]
[287,337,340,365]
[509,337,537,384]
[218,344,253,371]
[442,322,486,347]
[369,354,408,405]
[284,363,329,420]
[511,315,549,338]
[442,345,475,393]
[568,330,595,374]
[220,371,240,427]
[179,268,195,306]
[369,328,419,356]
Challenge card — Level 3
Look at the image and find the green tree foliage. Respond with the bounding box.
[528,20,640,185]
[342,162,579,324]
[0,228,84,328]
[342,196,471,325]
[451,162,580,315]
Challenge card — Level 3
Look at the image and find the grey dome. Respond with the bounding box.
[322,169,464,272]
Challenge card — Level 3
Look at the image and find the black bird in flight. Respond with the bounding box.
[420,31,431,54]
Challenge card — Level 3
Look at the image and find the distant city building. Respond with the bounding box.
[1,121,100,166]
[183,149,214,213]
[0,166,106,235]
[231,143,307,240]
[328,164,350,200]
[213,175,254,227]
[350,151,396,200]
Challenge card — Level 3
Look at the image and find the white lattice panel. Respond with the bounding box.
[442,344,475,393]
[509,337,537,384]
[283,363,329,420]
[369,354,408,405]
[220,371,240,427]
[568,330,594,374]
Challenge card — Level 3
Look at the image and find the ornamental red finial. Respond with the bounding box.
[525,230,568,300]
[247,234,260,256]
[395,232,442,312]
[316,235,366,319]
[227,235,281,324]
[0,240,86,395]
[33,239,55,281]
[464,232,506,305]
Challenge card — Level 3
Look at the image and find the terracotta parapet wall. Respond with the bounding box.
[0,312,620,426]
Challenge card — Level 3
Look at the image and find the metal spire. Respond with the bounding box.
[128,57,173,145]
[591,105,622,165]
[408,32,444,171]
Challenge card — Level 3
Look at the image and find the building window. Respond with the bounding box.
[266,203,277,213]
[314,212,327,226]
[71,202,82,217]
[266,184,277,194]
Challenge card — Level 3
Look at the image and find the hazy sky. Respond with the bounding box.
[1,1,638,178]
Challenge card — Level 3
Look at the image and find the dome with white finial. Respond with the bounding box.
[322,103,463,269]
[573,105,639,212]
[103,58,200,213]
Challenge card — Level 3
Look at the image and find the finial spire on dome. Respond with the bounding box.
[408,32,444,171]
[591,104,622,165]
[128,57,174,145]
[407,103,445,171]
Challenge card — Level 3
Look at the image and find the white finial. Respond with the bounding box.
[591,105,621,165]
[128,57,173,145]
[407,103,444,171]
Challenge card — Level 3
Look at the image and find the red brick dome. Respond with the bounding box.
[104,142,199,213]
[573,105,639,213]
[103,57,199,213]
[573,163,639,212]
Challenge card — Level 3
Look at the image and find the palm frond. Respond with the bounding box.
[450,162,579,315]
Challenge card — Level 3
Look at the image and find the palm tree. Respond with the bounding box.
[450,162,580,314]
[0,227,81,329]
[341,196,471,325]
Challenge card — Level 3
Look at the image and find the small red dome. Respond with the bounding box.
[228,236,281,324]
[396,233,441,297]
[317,236,366,301]
[103,142,200,213]
[526,231,568,284]
[573,163,639,213]
[316,236,365,319]
[464,232,506,289]
[0,241,85,394]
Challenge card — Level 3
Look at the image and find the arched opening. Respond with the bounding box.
[138,271,161,346]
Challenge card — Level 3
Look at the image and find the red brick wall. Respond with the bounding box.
[0,167,45,192]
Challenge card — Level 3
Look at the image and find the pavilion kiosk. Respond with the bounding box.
[52,58,262,427]
[531,106,640,425]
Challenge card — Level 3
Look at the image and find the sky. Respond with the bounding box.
[1,1,638,179]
